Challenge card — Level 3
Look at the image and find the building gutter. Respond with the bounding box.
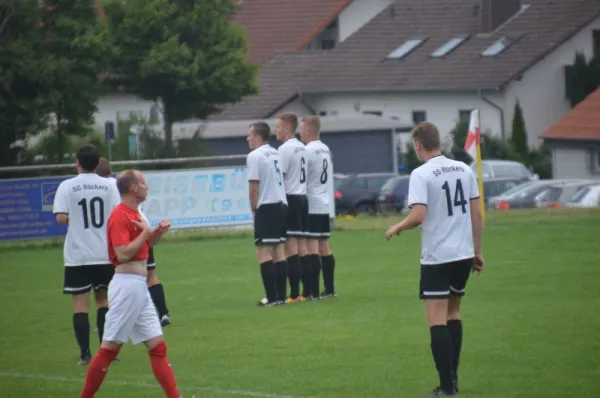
[478,88,505,139]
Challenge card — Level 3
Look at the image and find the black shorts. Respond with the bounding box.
[63,264,115,295]
[254,202,287,246]
[307,214,331,240]
[419,258,474,300]
[286,194,309,238]
[147,247,156,269]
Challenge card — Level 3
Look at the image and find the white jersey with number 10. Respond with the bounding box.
[407,155,480,265]
[305,140,333,214]
[53,173,121,266]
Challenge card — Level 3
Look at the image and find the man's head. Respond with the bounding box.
[76,145,100,173]
[95,157,112,178]
[247,121,271,149]
[299,115,321,144]
[411,121,441,161]
[117,169,148,202]
[275,113,298,141]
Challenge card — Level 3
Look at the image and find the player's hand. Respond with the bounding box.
[385,224,402,241]
[131,219,152,237]
[157,219,171,233]
[473,254,485,275]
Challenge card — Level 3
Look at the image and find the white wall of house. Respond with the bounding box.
[504,15,600,147]
[274,99,313,118]
[551,146,600,179]
[300,91,505,146]
[338,0,393,42]
[94,93,161,128]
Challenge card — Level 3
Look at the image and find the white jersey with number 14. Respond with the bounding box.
[407,155,480,265]
[305,140,333,214]
[53,173,121,266]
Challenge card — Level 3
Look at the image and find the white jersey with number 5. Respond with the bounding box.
[407,155,480,265]
[53,173,121,266]
[305,140,333,214]
[278,138,307,195]
[247,144,287,207]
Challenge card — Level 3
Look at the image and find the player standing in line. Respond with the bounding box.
[385,122,484,396]
[96,158,172,327]
[80,169,182,398]
[299,116,337,299]
[275,113,310,303]
[246,121,289,306]
[53,145,121,365]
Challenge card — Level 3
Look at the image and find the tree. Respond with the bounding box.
[448,118,472,164]
[104,0,258,152]
[566,51,598,108]
[510,99,528,162]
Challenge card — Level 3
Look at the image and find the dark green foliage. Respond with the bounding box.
[566,51,600,108]
[510,100,528,163]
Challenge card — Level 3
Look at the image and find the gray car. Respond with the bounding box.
[490,179,587,210]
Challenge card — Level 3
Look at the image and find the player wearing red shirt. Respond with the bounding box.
[80,169,182,398]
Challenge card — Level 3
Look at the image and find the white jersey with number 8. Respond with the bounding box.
[305,140,333,214]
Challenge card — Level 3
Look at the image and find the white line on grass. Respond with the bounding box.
[0,371,311,398]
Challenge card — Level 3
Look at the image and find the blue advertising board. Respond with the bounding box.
[0,176,70,241]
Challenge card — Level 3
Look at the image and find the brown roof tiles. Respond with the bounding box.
[542,89,600,141]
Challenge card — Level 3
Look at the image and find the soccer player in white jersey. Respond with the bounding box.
[246,121,289,306]
[385,122,485,396]
[53,145,121,365]
[275,113,310,303]
[299,116,337,299]
[96,158,171,327]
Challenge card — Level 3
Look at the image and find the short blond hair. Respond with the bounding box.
[301,115,321,135]
[277,112,298,132]
[411,121,440,151]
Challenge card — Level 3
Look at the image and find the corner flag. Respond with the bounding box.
[464,109,486,223]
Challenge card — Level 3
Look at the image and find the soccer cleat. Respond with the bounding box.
[453,375,459,393]
[257,298,278,307]
[320,291,337,298]
[160,315,172,327]
[298,296,308,302]
[78,350,91,366]
[286,297,302,304]
[430,386,457,396]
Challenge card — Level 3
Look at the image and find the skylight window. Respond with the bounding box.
[481,36,519,57]
[430,37,468,58]
[387,39,425,59]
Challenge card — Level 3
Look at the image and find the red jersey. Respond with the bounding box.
[107,202,149,266]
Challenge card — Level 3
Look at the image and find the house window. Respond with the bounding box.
[319,111,327,116]
[593,30,600,55]
[430,37,468,58]
[481,35,520,57]
[412,111,427,124]
[363,111,382,116]
[591,149,600,174]
[387,39,426,60]
[321,40,335,50]
[459,109,472,121]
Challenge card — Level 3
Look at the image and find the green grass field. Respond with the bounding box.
[1,209,600,398]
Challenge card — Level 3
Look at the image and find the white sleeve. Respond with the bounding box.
[469,171,480,200]
[407,170,428,208]
[53,181,69,214]
[247,153,260,182]
[278,146,289,175]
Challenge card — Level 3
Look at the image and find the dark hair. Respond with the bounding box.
[250,121,271,142]
[411,121,440,151]
[95,157,111,178]
[277,113,298,132]
[116,170,138,196]
[76,145,100,172]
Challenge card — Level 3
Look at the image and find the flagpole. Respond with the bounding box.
[473,119,486,224]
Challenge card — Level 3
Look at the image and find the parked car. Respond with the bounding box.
[376,175,411,213]
[482,177,527,207]
[492,179,589,210]
[334,172,398,214]
[534,181,596,209]
[566,183,600,208]
[471,159,538,181]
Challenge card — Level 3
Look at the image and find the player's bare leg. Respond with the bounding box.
[306,238,322,300]
[425,299,455,396]
[319,240,336,297]
[284,237,302,302]
[147,269,171,327]
[257,246,278,306]
[447,297,463,392]
[297,237,311,300]
[72,293,92,365]
[273,243,288,304]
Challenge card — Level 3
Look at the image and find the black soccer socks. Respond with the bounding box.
[73,312,90,356]
[321,254,335,294]
[260,261,277,303]
[430,325,455,394]
[299,255,312,298]
[149,284,169,319]
[447,320,463,380]
[275,260,288,302]
[96,307,108,343]
[310,254,322,298]
[287,255,301,299]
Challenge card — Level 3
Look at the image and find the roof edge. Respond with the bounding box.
[295,0,352,51]
[540,136,600,142]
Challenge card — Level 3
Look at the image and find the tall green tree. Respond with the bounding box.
[566,52,595,108]
[104,0,258,152]
[510,99,528,162]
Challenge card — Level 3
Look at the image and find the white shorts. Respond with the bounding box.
[103,274,163,345]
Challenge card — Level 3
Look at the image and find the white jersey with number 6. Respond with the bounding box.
[247,144,287,207]
[305,140,333,214]
[53,173,121,266]
[278,138,307,195]
[407,155,480,265]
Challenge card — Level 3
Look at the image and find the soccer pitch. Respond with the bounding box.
[1,209,599,398]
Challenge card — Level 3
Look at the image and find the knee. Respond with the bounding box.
[149,340,167,357]
[447,298,462,321]
[318,241,331,256]
[147,275,160,287]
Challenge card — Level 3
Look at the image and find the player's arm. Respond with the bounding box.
[247,153,260,213]
[53,182,69,224]
[385,172,427,239]
[110,216,151,263]
[278,147,289,177]
[469,172,484,258]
